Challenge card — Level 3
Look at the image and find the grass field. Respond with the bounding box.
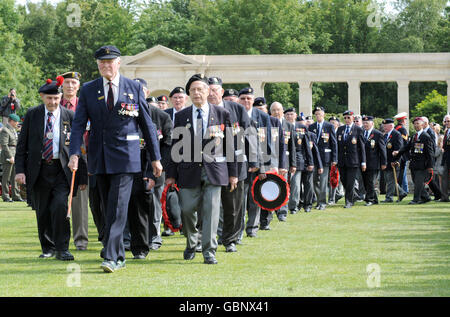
[0,196,449,297]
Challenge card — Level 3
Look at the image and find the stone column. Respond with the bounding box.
[249,80,265,99]
[347,80,361,115]
[397,80,410,128]
[298,80,313,116]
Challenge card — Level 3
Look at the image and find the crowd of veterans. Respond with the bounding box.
[0,45,449,273]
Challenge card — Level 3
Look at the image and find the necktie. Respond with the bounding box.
[344,125,350,141]
[43,113,54,162]
[414,133,418,142]
[364,130,368,140]
[107,82,114,111]
[197,108,204,136]
[385,133,389,142]
[317,123,322,138]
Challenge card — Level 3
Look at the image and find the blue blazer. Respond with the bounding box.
[69,75,161,175]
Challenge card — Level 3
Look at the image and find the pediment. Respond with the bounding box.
[123,45,200,66]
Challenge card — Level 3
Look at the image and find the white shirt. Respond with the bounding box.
[44,106,61,159]
[247,108,253,120]
[103,73,120,106]
[364,128,373,139]
[192,103,209,136]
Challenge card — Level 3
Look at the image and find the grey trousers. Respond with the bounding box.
[384,168,406,200]
[1,161,21,200]
[178,168,221,259]
[242,172,261,236]
[289,170,314,210]
[71,186,89,248]
[149,184,164,246]
[313,166,330,206]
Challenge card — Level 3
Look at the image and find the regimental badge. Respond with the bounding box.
[370,139,375,149]
[387,142,392,149]
[46,132,54,140]
[186,123,191,129]
[351,137,357,145]
[338,135,342,141]
[232,122,240,136]
[322,132,329,143]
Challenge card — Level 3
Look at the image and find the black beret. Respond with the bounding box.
[343,110,355,116]
[284,108,296,114]
[169,87,186,97]
[133,78,148,88]
[362,115,374,121]
[313,106,325,114]
[39,77,64,95]
[223,89,239,98]
[238,87,254,97]
[146,96,158,104]
[208,76,223,86]
[60,71,81,81]
[253,97,266,107]
[95,45,121,60]
[329,116,340,122]
[185,74,209,96]
[382,118,395,124]
[157,95,168,102]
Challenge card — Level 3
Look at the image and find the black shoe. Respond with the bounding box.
[76,245,87,251]
[149,244,161,251]
[419,198,431,204]
[304,207,312,212]
[183,248,196,260]
[289,209,298,214]
[55,250,74,261]
[133,253,147,260]
[12,198,25,202]
[382,199,394,203]
[162,229,174,236]
[260,225,271,230]
[335,194,343,202]
[204,256,218,264]
[247,232,257,238]
[397,193,407,202]
[278,216,287,222]
[344,203,353,208]
[39,251,55,258]
[3,198,13,203]
[318,204,325,211]
[225,243,237,253]
[408,201,419,205]
[365,202,374,206]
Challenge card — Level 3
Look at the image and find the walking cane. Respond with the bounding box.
[66,169,77,220]
[392,162,400,200]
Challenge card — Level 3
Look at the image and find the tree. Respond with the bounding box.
[411,90,448,124]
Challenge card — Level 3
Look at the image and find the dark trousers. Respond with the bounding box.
[32,160,70,253]
[260,209,273,227]
[411,169,430,202]
[96,173,134,262]
[221,180,245,246]
[338,166,359,205]
[88,175,105,242]
[362,169,380,204]
[128,176,151,257]
[428,174,442,199]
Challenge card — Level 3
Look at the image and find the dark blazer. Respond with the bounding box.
[0,96,20,117]
[222,100,256,181]
[166,104,238,188]
[308,121,338,167]
[308,132,323,170]
[336,124,366,168]
[15,104,87,195]
[292,123,314,171]
[148,104,172,170]
[364,129,387,170]
[384,129,403,171]
[69,76,161,176]
[280,119,296,169]
[250,108,272,168]
[164,107,177,124]
[443,129,450,166]
[397,130,434,170]
[269,116,286,170]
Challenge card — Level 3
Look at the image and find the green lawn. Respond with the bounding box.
[0,196,449,297]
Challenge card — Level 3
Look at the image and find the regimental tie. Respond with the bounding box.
[364,130,368,140]
[43,112,54,162]
[344,125,350,141]
[197,108,204,136]
[107,82,114,111]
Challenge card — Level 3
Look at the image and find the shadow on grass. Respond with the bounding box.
[338,210,450,296]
